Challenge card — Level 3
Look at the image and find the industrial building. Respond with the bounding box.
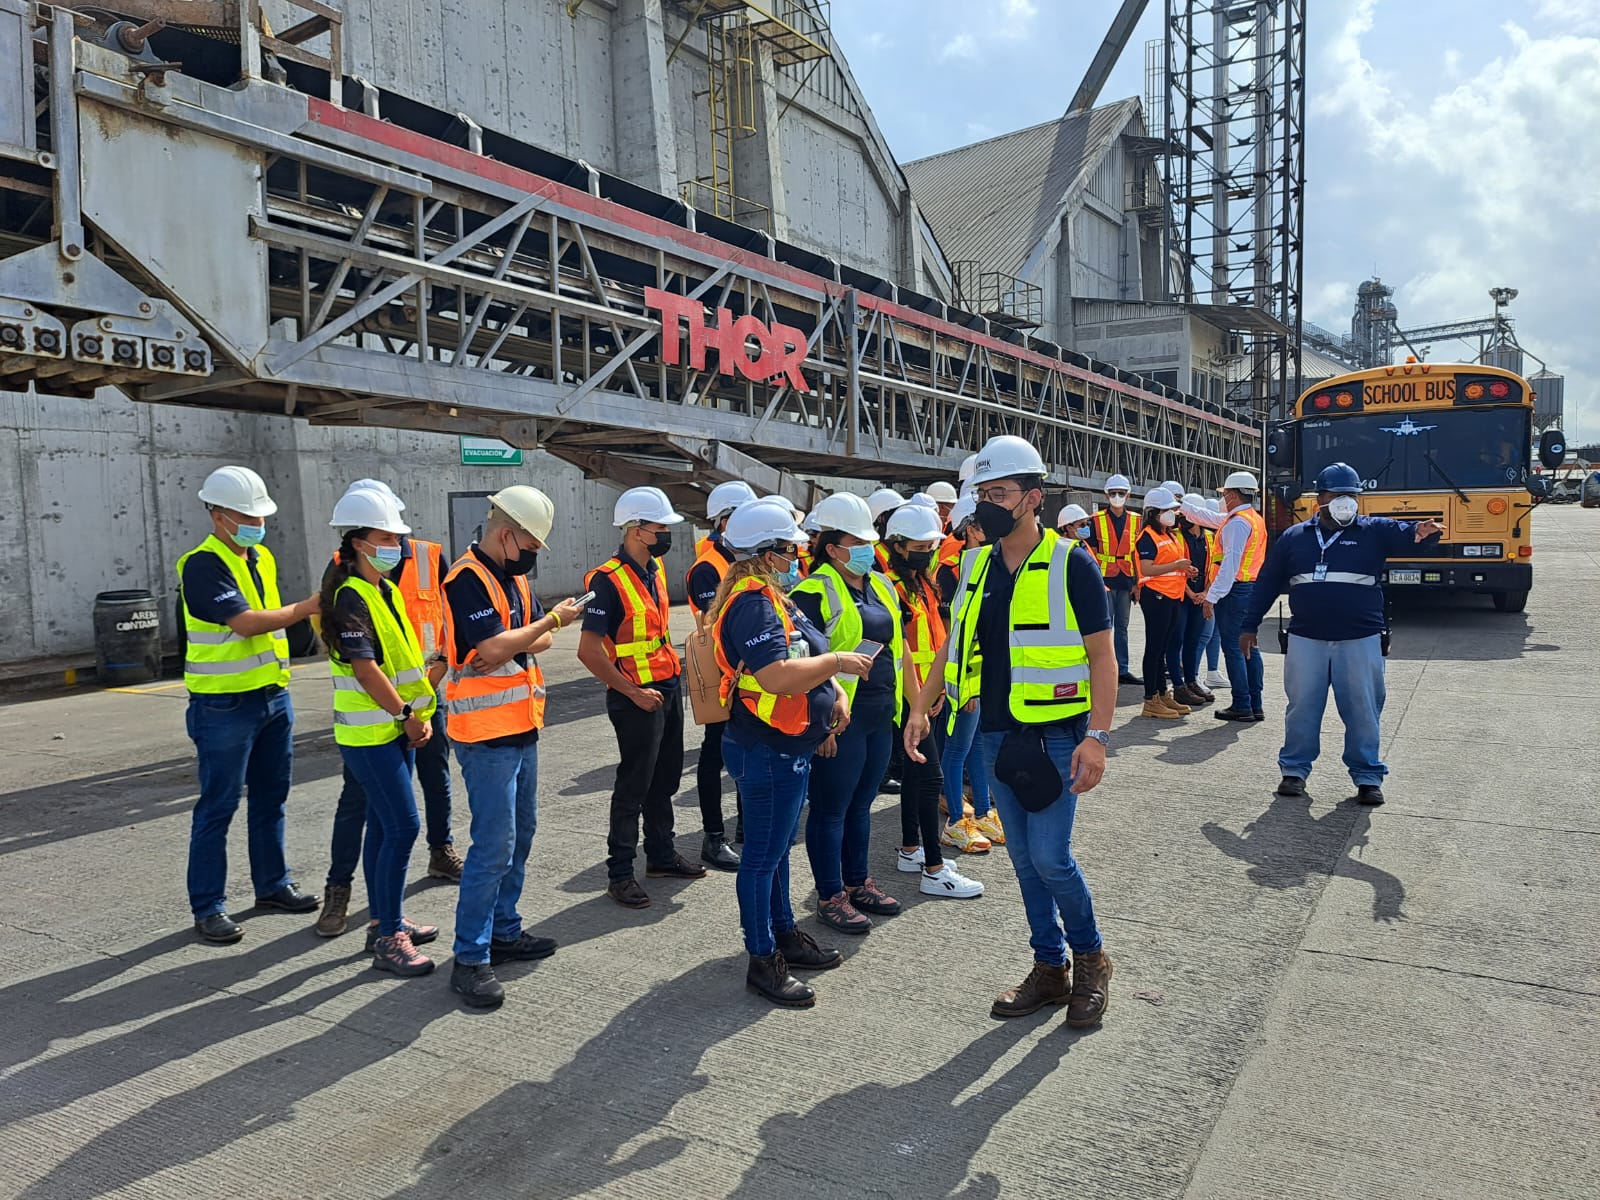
[0,1,1261,670]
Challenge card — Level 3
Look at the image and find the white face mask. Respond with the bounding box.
[1159,510,1178,528]
[1107,493,1127,510]
[1327,496,1360,526]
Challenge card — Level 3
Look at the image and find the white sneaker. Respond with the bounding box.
[1204,669,1229,689]
[896,847,925,873]
[920,864,984,898]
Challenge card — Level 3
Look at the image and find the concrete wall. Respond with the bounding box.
[0,386,701,665]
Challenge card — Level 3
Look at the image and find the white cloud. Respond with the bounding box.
[997,0,1040,40]
[859,30,891,54]
[1534,0,1600,35]
[935,0,1040,63]
[939,32,978,61]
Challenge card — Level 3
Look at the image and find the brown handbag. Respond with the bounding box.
[684,612,735,726]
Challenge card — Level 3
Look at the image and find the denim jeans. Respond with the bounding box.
[327,707,451,887]
[451,737,539,964]
[1280,633,1388,787]
[1106,586,1134,673]
[1215,582,1265,711]
[805,701,894,899]
[1201,613,1221,672]
[1169,600,1205,687]
[184,686,295,919]
[941,700,991,822]
[339,738,419,937]
[723,733,811,956]
[976,723,1102,965]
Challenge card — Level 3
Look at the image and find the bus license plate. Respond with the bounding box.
[1389,569,1422,585]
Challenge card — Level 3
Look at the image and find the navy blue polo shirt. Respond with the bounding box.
[687,536,733,615]
[442,544,544,747]
[181,548,268,625]
[718,590,835,749]
[792,573,898,720]
[582,546,679,689]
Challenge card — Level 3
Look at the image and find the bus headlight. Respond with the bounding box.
[1463,545,1482,557]
[1462,544,1503,558]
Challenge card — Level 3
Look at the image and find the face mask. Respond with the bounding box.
[228,517,266,547]
[838,543,876,576]
[646,529,673,558]
[361,540,403,573]
[504,533,539,577]
[901,549,935,571]
[1327,496,1360,526]
[975,499,1020,541]
[1107,494,1127,510]
[1159,511,1177,528]
[774,555,801,591]
[1074,524,1091,539]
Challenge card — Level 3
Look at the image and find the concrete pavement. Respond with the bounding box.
[0,506,1595,1199]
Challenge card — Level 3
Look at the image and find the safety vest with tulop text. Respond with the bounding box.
[441,553,547,741]
[177,535,291,694]
[328,575,437,747]
[584,556,680,685]
[791,562,904,705]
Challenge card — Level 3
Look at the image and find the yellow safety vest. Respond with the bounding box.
[792,563,904,705]
[176,534,291,694]
[328,575,437,748]
[944,529,1091,725]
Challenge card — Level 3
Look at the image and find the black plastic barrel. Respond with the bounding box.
[93,590,162,685]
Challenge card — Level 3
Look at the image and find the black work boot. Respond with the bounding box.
[701,833,740,872]
[746,951,815,1008]
[451,961,505,1008]
[1355,785,1385,806]
[775,927,842,971]
[1276,775,1306,797]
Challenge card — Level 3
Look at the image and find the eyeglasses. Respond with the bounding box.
[974,484,1023,504]
[1105,491,1129,500]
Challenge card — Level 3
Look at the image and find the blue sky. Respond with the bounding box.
[832,0,1600,444]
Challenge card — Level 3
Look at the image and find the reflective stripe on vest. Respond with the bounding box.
[711,577,811,736]
[328,575,437,747]
[585,557,680,685]
[1090,509,1141,580]
[791,563,904,706]
[1289,571,1377,587]
[1226,508,1269,582]
[887,568,946,688]
[441,553,546,742]
[1138,528,1189,599]
[944,530,1091,726]
[399,538,444,659]
[177,535,291,694]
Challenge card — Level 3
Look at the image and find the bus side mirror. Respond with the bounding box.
[1265,424,1294,470]
[1526,476,1549,499]
[1538,429,1566,472]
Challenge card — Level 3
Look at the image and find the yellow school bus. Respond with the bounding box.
[1266,361,1563,613]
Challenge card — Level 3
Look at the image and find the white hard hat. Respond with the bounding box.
[705,480,757,520]
[1182,492,1206,508]
[345,477,405,511]
[926,481,959,503]
[198,465,277,518]
[1056,502,1090,529]
[1207,497,1223,513]
[613,485,685,528]
[866,488,905,521]
[1161,480,1185,499]
[968,435,1046,487]
[958,453,979,484]
[905,492,940,512]
[811,492,878,542]
[761,494,805,520]
[801,507,821,534]
[1104,473,1131,493]
[885,502,945,542]
[330,487,410,534]
[948,494,977,531]
[489,485,556,543]
[722,497,805,555]
[1145,486,1180,510]
[1223,470,1260,491]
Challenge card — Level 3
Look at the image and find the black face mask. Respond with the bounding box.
[975,499,1021,541]
[504,536,539,577]
[646,530,673,558]
[902,549,935,571]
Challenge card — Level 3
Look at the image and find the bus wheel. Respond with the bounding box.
[1492,590,1529,613]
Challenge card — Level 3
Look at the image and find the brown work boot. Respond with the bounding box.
[1066,949,1113,1027]
[1140,697,1180,719]
[427,844,465,883]
[991,960,1071,1018]
[314,884,351,938]
[608,878,652,909]
[1162,690,1192,715]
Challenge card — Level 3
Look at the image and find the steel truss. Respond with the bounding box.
[1,6,1258,506]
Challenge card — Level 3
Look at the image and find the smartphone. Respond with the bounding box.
[854,639,884,659]
[572,590,596,608]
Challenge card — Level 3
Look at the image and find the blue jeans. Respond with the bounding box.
[340,739,419,936]
[1280,633,1388,787]
[1201,614,1221,671]
[940,700,991,822]
[805,702,894,899]
[1215,583,1265,711]
[976,724,1102,965]
[184,686,295,918]
[452,737,539,964]
[1106,586,1134,673]
[327,707,452,887]
[723,733,811,956]
[1169,601,1205,687]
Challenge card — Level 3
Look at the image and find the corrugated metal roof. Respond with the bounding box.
[904,98,1141,278]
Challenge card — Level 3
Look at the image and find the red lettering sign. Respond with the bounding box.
[646,287,810,391]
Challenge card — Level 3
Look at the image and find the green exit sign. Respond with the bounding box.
[459,436,523,466]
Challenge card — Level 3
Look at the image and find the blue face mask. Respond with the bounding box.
[775,556,801,591]
[229,518,266,547]
[841,543,876,576]
[363,541,403,573]
[1074,524,1091,539]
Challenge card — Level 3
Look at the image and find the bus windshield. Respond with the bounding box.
[1297,407,1530,492]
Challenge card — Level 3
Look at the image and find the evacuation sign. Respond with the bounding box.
[459,436,523,466]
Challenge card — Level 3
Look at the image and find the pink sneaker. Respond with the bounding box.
[371,930,435,977]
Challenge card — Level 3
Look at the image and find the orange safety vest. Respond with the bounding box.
[938,533,964,567]
[694,534,714,558]
[1090,509,1142,582]
[328,537,443,656]
[874,543,891,573]
[441,554,547,742]
[798,544,814,576]
[685,540,734,616]
[712,578,811,736]
[1223,507,1269,582]
[1137,528,1189,599]
[887,567,946,688]
[584,555,680,685]
[1206,528,1222,583]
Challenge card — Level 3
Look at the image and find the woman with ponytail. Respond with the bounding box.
[1134,487,1199,719]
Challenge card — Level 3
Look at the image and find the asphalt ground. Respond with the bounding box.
[1,506,1596,1199]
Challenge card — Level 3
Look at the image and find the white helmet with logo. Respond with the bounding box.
[1223,470,1260,491]
[722,497,805,556]
[613,486,686,528]
[968,435,1046,487]
[811,492,878,542]
[330,487,410,534]
[885,502,945,542]
[489,485,556,543]
[925,481,959,503]
[199,465,277,518]
[1056,502,1091,529]
[705,480,757,521]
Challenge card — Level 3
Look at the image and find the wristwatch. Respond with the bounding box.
[396,702,414,722]
[1085,729,1111,748]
